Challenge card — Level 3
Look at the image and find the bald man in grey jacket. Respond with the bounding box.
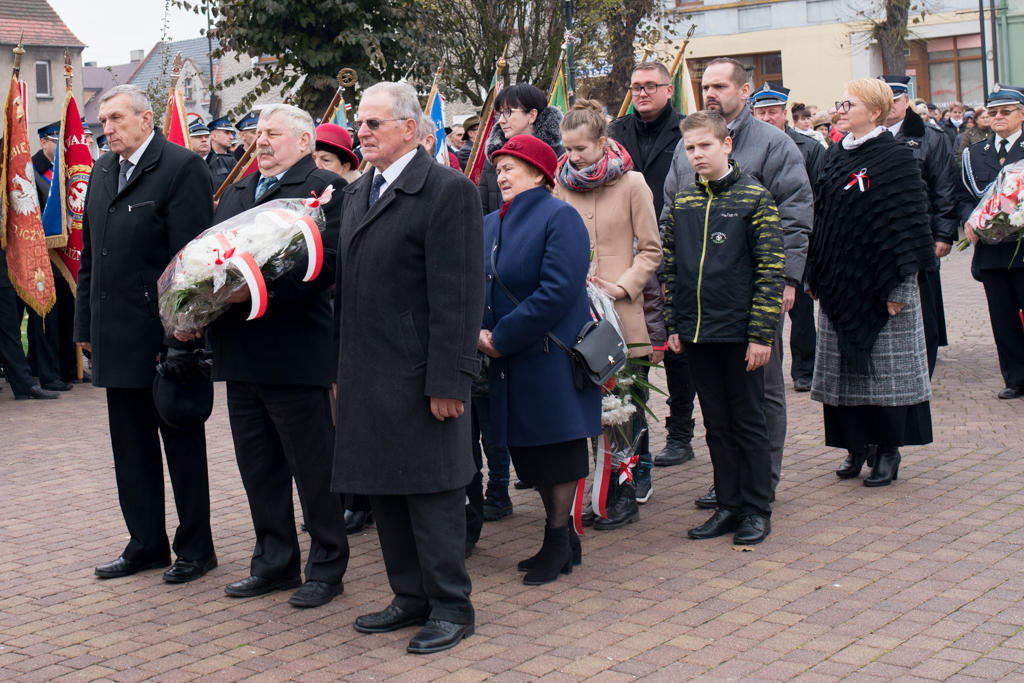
[661,58,813,504]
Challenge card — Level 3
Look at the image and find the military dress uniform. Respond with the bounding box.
[957,84,1024,398]
[882,75,958,377]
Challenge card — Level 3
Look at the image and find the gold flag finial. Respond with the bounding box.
[64,48,74,90]
[13,30,26,73]
[338,68,358,89]
[169,52,184,90]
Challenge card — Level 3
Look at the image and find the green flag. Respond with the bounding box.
[549,63,569,114]
[671,57,696,115]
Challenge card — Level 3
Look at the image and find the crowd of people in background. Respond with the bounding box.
[3,53,1023,657]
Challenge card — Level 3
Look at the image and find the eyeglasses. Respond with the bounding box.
[834,100,854,114]
[497,108,523,119]
[987,106,1022,118]
[630,83,670,95]
[353,118,409,130]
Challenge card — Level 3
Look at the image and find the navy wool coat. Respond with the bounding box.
[483,186,602,449]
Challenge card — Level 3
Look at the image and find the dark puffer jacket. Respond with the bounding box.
[663,161,785,347]
[478,105,565,215]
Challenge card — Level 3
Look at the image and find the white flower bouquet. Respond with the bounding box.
[157,188,333,337]
[961,160,1024,261]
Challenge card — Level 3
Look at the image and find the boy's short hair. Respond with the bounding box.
[680,110,730,142]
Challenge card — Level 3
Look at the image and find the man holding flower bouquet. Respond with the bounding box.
[201,104,350,608]
[957,84,1024,400]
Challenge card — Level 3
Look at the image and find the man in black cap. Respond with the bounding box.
[881,74,958,377]
[957,83,1024,399]
[190,119,235,190]
[456,116,479,170]
[751,83,823,395]
[208,117,236,155]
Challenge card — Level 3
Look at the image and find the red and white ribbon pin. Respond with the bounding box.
[844,168,870,192]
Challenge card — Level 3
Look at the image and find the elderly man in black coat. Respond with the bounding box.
[74,85,216,582]
[333,81,485,654]
[195,104,350,609]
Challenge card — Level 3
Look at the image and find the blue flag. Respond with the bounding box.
[41,138,63,240]
[430,92,450,164]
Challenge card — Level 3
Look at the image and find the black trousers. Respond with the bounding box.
[663,347,697,420]
[918,270,947,377]
[226,381,349,585]
[369,488,474,625]
[788,286,816,382]
[979,268,1024,390]
[0,286,35,394]
[106,387,214,562]
[684,342,772,519]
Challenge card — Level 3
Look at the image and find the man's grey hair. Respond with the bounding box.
[260,103,316,145]
[361,81,423,128]
[98,85,153,129]
[418,113,436,143]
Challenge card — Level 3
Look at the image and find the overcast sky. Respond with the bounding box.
[48,0,210,67]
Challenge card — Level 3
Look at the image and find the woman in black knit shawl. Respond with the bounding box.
[805,78,938,487]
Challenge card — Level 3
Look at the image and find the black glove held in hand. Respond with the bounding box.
[156,347,194,384]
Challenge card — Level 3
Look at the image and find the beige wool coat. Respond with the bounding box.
[554,170,662,357]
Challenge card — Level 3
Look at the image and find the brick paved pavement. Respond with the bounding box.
[1,249,1023,683]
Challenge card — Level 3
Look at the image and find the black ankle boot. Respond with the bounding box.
[518,526,581,572]
[523,526,573,586]
[654,417,695,466]
[482,481,513,521]
[836,445,876,479]
[864,447,901,487]
[594,477,639,530]
[585,475,618,526]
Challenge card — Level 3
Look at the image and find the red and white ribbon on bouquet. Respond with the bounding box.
[213,234,267,320]
[618,455,638,485]
[270,210,323,282]
[572,477,586,536]
[592,432,615,519]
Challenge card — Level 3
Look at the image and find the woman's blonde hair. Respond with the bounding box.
[560,99,607,142]
[844,78,893,126]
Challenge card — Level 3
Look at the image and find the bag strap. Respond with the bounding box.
[490,235,574,356]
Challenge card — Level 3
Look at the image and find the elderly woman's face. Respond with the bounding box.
[494,155,545,203]
[835,90,880,137]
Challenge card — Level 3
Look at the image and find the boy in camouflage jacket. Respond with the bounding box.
[663,111,785,546]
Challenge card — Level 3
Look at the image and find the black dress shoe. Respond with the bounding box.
[653,439,695,466]
[794,378,812,392]
[513,479,533,490]
[734,515,771,545]
[354,604,429,634]
[14,385,60,400]
[42,379,72,392]
[688,509,740,539]
[95,555,171,579]
[407,620,475,654]
[289,580,342,608]
[998,386,1023,399]
[163,555,217,583]
[695,487,718,509]
[224,575,302,597]
[345,509,373,534]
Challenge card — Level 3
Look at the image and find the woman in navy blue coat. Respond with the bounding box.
[479,136,601,586]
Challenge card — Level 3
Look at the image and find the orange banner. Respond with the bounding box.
[1,75,55,316]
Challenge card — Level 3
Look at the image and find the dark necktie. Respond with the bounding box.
[368,173,386,208]
[999,140,1009,166]
[117,159,133,193]
[255,175,279,201]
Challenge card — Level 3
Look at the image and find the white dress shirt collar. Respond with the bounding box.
[996,128,1022,149]
[372,147,419,196]
[886,118,904,137]
[122,131,155,180]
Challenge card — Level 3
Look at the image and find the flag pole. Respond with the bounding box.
[548,46,567,103]
[464,43,509,179]
[616,29,661,119]
[163,53,184,136]
[425,57,447,116]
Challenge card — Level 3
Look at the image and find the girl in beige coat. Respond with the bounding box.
[553,99,662,524]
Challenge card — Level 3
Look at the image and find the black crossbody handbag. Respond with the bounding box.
[490,236,626,391]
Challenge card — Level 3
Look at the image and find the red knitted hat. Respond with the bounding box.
[315,123,360,169]
[490,134,557,188]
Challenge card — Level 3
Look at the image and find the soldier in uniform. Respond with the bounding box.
[233,112,259,161]
[957,84,1024,399]
[206,117,237,189]
[881,75,958,377]
[751,83,823,394]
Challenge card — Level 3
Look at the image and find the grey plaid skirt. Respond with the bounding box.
[811,279,932,407]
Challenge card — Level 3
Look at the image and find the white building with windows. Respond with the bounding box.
[666,0,1004,113]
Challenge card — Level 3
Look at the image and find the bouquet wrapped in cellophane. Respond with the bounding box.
[158,187,333,337]
[961,160,1024,260]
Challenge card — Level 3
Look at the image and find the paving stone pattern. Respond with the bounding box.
[1,249,1023,682]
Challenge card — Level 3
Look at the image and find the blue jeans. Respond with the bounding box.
[473,397,510,486]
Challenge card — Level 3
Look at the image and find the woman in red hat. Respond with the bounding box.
[313,123,362,184]
[478,135,601,586]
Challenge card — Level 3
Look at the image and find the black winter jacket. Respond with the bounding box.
[892,108,958,245]
[608,104,683,220]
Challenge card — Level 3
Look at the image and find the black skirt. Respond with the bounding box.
[508,438,590,486]
[823,402,933,451]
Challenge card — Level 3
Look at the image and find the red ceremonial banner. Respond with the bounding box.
[1,75,55,316]
[51,93,92,290]
[165,89,192,149]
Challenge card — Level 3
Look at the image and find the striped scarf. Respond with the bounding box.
[556,140,634,192]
